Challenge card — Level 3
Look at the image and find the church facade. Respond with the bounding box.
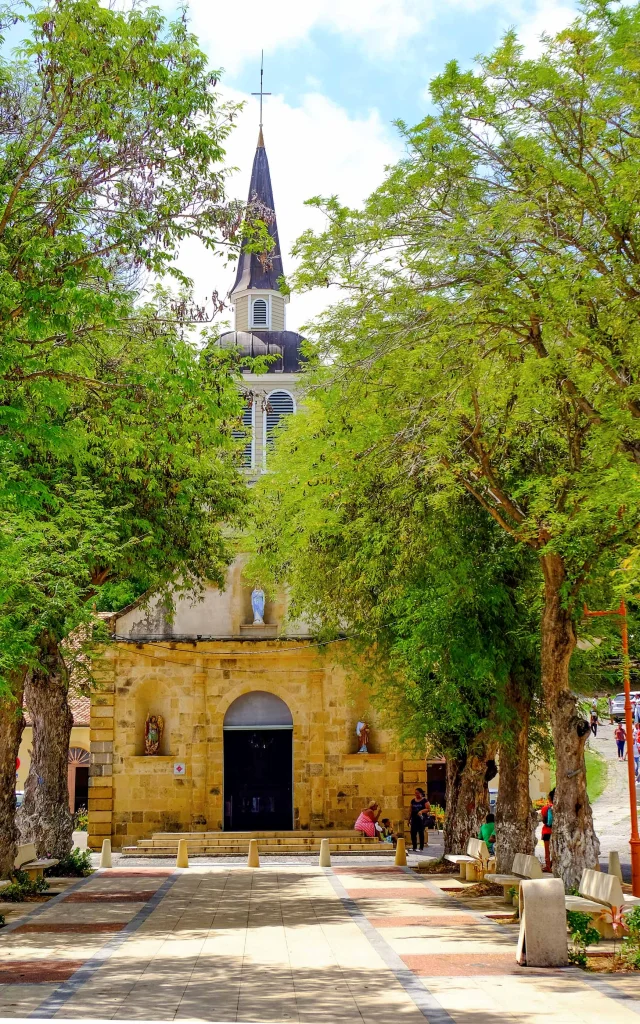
[87,129,422,851]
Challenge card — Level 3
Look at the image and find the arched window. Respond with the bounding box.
[232,399,254,468]
[224,691,293,729]
[251,297,268,328]
[264,390,295,460]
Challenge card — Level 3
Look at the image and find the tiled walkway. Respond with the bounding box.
[0,864,638,1022]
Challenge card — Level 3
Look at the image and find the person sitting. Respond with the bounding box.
[376,817,397,846]
[354,800,381,838]
[478,812,496,855]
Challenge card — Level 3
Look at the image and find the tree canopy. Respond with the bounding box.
[252,0,640,884]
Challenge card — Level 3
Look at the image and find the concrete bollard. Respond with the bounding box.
[99,838,112,869]
[395,837,407,866]
[176,839,189,869]
[319,838,331,867]
[247,839,260,868]
[608,850,623,882]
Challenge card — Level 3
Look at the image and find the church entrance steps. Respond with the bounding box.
[150,829,369,841]
[120,830,395,858]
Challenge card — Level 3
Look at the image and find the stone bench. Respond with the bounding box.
[565,868,640,938]
[15,843,58,881]
[445,838,490,881]
[485,852,543,903]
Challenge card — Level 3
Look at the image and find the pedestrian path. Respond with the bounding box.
[0,864,638,1022]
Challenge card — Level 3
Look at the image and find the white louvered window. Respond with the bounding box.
[265,390,295,458]
[232,400,254,468]
[251,297,269,328]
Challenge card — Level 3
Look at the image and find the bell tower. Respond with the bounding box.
[218,63,304,475]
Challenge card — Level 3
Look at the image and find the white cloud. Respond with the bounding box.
[167,0,518,75]
[179,89,401,333]
[183,0,425,74]
[510,0,578,58]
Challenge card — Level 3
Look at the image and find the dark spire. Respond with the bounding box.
[232,131,283,293]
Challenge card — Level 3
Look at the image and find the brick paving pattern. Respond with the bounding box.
[0,863,638,1021]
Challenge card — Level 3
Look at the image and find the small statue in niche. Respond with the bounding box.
[356,720,370,753]
[144,714,164,755]
[251,587,266,625]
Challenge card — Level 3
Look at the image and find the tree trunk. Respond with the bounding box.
[443,735,493,855]
[495,675,537,873]
[17,635,73,859]
[0,673,26,878]
[541,552,599,889]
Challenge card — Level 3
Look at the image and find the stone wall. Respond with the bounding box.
[88,639,421,849]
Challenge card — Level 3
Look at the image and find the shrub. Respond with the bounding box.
[73,806,88,832]
[46,847,92,878]
[429,804,446,829]
[621,906,640,969]
[2,871,49,902]
[567,910,601,967]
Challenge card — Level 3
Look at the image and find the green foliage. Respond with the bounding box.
[584,750,608,803]
[290,0,640,619]
[621,906,640,969]
[72,807,88,832]
[0,0,250,701]
[249,376,545,762]
[567,910,601,966]
[3,870,49,901]
[46,847,92,877]
[430,804,445,829]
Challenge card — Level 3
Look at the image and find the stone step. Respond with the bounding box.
[140,837,373,848]
[121,844,394,858]
[135,839,374,847]
[149,830,365,841]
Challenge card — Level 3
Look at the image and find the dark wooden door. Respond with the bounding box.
[224,729,293,831]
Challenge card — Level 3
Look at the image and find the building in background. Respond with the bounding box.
[17,696,90,813]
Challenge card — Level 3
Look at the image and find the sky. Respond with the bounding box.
[165,0,582,334]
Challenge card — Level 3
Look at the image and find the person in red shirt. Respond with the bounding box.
[615,722,626,761]
[540,788,555,873]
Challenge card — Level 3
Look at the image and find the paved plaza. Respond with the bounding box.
[0,864,639,1023]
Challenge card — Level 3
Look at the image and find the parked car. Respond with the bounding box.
[15,789,24,808]
[611,692,640,722]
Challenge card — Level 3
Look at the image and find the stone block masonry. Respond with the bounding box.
[88,638,425,848]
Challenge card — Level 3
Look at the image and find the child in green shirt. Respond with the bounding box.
[478,813,496,855]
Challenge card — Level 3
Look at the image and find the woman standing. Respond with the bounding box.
[408,787,431,853]
[614,722,626,761]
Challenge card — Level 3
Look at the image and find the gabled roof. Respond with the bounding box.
[232,130,284,294]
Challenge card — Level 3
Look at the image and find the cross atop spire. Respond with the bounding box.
[251,50,271,141]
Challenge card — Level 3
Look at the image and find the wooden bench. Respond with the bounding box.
[15,843,59,881]
[445,838,490,881]
[565,868,640,938]
[484,853,543,903]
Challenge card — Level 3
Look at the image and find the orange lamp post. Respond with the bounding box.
[583,599,640,896]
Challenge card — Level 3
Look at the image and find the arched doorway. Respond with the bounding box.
[68,747,90,813]
[223,691,293,832]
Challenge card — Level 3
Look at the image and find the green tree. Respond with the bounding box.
[0,0,248,872]
[288,1,640,885]
[249,385,544,866]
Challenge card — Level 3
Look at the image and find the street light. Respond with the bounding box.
[583,598,640,896]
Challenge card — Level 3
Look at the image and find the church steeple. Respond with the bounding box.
[231,129,283,296]
[219,56,304,375]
